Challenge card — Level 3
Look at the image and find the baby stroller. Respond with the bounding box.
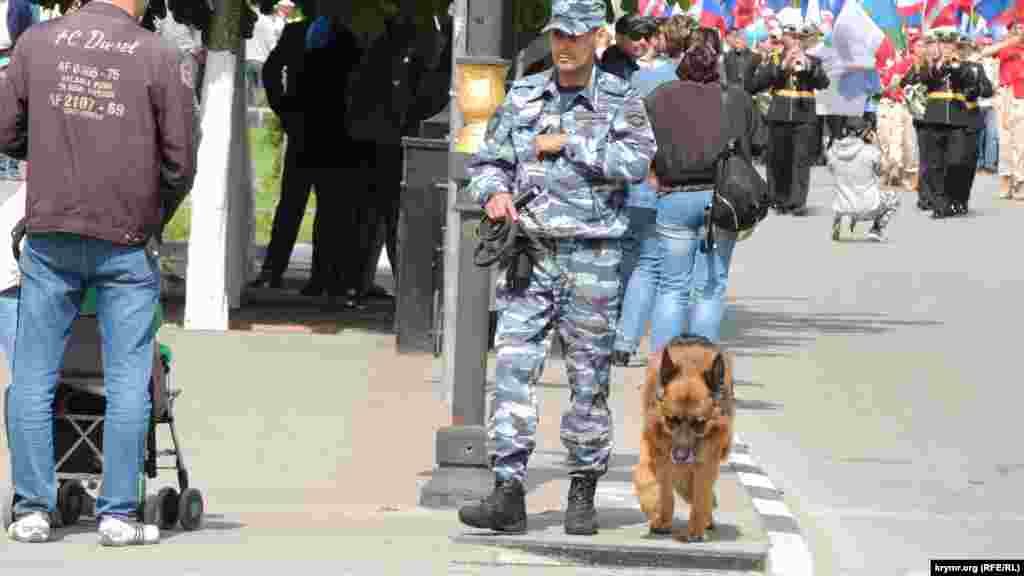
[2,301,204,533]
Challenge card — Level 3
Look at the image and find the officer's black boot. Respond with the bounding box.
[458,478,527,534]
[564,474,599,535]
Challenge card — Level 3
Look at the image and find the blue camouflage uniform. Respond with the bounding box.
[467,1,657,484]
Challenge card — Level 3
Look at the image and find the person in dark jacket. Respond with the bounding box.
[598,14,655,81]
[916,27,993,218]
[751,24,830,215]
[250,0,316,290]
[644,33,758,350]
[343,16,434,306]
[723,25,760,93]
[292,14,362,300]
[0,0,195,546]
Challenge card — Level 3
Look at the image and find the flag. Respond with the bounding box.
[832,0,886,66]
[639,0,684,15]
[975,0,1012,22]
[863,0,906,49]
[737,0,770,26]
[804,0,822,24]
[895,0,925,16]
[924,0,971,28]
[701,0,729,32]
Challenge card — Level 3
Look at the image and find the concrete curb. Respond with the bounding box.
[729,435,814,576]
[442,450,770,573]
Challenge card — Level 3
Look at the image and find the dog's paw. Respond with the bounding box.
[649,525,673,536]
[673,527,709,543]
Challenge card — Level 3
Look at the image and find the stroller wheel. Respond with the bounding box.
[58,481,85,527]
[157,487,180,530]
[178,488,204,531]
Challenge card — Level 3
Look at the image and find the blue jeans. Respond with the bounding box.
[978,107,999,171]
[0,287,18,373]
[649,191,737,352]
[8,233,160,520]
[0,287,17,460]
[615,207,658,355]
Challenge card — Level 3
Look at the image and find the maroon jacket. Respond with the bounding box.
[0,2,196,246]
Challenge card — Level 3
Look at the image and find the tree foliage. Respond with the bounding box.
[32,0,622,46]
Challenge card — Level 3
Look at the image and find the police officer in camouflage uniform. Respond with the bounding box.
[457,0,656,536]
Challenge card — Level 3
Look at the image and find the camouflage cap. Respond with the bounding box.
[541,0,607,36]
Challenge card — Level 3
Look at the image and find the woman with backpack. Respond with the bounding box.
[644,29,759,354]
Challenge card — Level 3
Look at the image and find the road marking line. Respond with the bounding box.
[729,452,757,467]
[753,498,794,518]
[738,471,777,490]
[768,532,814,576]
[732,434,815,576]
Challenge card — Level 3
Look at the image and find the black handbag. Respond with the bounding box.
[705,138,769,251]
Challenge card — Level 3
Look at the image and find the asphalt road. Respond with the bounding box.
[722,168,1024,575]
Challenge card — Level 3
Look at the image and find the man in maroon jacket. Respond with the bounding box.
[0,0,195,546]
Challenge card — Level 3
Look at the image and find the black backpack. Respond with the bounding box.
[710,137,769,234]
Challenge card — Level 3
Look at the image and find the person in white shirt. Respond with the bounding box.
[246,10,279,105]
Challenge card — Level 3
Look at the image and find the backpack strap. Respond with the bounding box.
[11,217,25,262]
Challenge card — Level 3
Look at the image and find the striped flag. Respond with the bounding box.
[639,0,682,15]
[895,0,925,16]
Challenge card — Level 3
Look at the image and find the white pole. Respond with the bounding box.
[185,50,237,331]
[227,40,251,310]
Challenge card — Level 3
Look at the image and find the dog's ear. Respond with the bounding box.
[706,352,726,401]
[657,347,675,401]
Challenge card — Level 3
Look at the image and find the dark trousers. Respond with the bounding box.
[916,123,933,209]
[262,136,315,281]
[308,168,354,294]
[767,121,816,211]
[352,142,402,292]
[919,125,978,212]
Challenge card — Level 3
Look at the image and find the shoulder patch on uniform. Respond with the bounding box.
[180,57,195,90]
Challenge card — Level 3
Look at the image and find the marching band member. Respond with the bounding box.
[916,27,993,218]
[751,23,830,215]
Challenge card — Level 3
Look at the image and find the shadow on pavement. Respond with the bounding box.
[721,302,943,358]
[161,292,396,336]
[47,513,246,543]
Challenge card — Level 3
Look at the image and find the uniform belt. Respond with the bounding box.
[927,91,978,109]
[775,89,815,98]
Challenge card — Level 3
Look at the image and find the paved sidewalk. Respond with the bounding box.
[1,317,770,573]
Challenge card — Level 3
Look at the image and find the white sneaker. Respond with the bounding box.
[7,512,51,543]
[98,516,160,547]
[865,228,885,242]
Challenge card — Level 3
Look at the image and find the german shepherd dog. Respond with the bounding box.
[633,335,735,542]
